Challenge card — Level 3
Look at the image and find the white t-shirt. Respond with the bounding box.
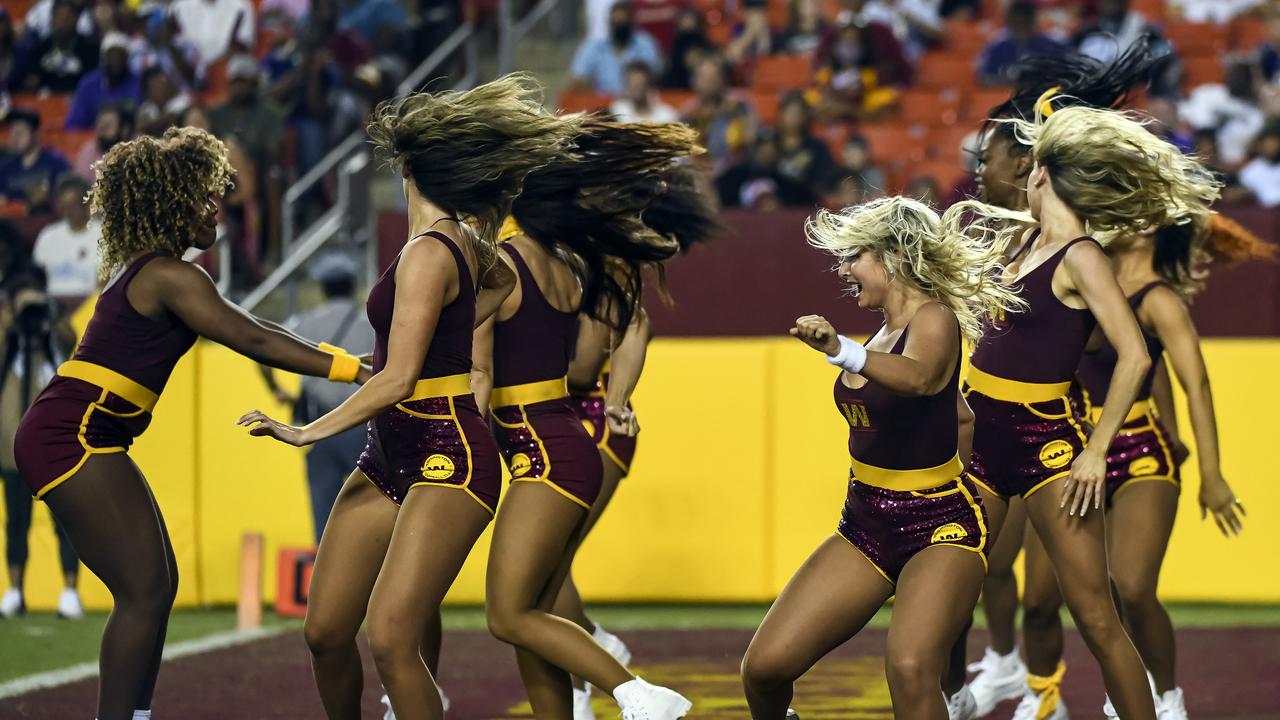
[1179,84,1266,166]
[33,219,102,299]
[1169,0,1262,24]
[609,97,680,124]
[169,0,256,64]
[1240,158,1280,207]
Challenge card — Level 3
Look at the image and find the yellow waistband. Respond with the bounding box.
[57,360,160,413]
[492,377,569,408]
[965,365,1072,404]
[1087,399,1152,426]
[850,453,964,492]
[405,373,472,401]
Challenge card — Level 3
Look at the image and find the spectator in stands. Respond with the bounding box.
[905,174,941,208]
[588,0,682,51]
[682,55,756,171]
[338,0,407,48]
[1169,0,1262,24]
[610,60,679,122]
[64,31,141,131]
[1147,95,1193,155]
[19,0,98,94]
[169,0,256,65]
[857,0,943,60]
[32,175,99,308]
[938,0,980,19]
[0,10,18,91]
[1193,129,1252,204]
[662,7,713,90]
[1259,9,1280,83]
[1074,0,1180,96]
[726,0,776,65]
[0,109,69,212]
[837,133,886,197]
[1239,120,1280,207]
[717,131,817,208]
[262,18,341,177]
[826,171,867,208]
[302,0,373,78]
[1180,57,1266,167]
[72,102,131,179]
[88,0,125,38]
[210,55,287,173]
[780,0,829,55]
[570,1,663,95]
[134,8,202,91]
[19,0,93,42]
[135,66,192,136]
[776,91,835,197]
[977,1,1064,85]
[813,14,910,121]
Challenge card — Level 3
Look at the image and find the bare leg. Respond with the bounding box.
[942,487,1007,695]
[303,471,399,720]
[551,454,624,632]
[487,482,632,716]
[42,454,177,720]
[886,546,987,719]
[419,608,443,676]
[135,492,179,711]
[742,535,894,719]
[1106,481,1179,693]
[368,486,492,720]
[982,497,1026,655]
[1020,523,1065,677]
[1024,480,1156,720]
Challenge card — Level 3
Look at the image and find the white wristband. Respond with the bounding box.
[826,335,867,374]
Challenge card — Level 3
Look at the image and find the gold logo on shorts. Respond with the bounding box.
[1128,456,1159,477]
[1039,439,1074,469]
[931,523,968,543]
[422,454,456,480]
[510,452,532,478]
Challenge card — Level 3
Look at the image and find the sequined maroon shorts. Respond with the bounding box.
[357,394,502,514]
[1103,411,1180,505]
[570,394,637,475]
[16,376,152,499]
[491,398,603,509]
[964,385,1090,499]
[838,476,989,583]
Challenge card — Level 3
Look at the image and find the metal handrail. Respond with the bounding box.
[498,0,563,75]
[399,24,477,94]
[240,207,344,313]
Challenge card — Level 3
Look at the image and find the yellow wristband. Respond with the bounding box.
[328,352,361,383]
[319,342,347,356]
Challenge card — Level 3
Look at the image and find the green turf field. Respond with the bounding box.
[3,603,1279,684]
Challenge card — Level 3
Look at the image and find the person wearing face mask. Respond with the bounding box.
[1237,120,1280,207]
[570,1,662,95]
[742,196,1026,720]
[13,127,370,720]
[661,7,713,90]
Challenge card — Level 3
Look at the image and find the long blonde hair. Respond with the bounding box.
[1004,105,1221,244]
[807,197,1030,345]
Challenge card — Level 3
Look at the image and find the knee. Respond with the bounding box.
[303,613,358,658]
[485,602,528,646]
[1067,601,1122,644]
[1113,575,1157,614]
[741,645,801,693]
[114,569,177,618]
[1022,589,1063,629]
[366,615,418,672]
[885,650,942,696]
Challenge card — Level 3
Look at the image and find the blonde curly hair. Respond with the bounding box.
[807,197,1030,346]
[1003,105,1221,245]
[88,126,236,281]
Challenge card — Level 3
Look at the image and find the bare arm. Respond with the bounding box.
[475,253,517,326]
[1144,287,1243,536]
[1062,242,1151,516]
[470,316,495,416]
[604,308,652,436]
[1149,354,1188,465]
[568,315,614,393]
[957,389,975,469]
[238,239,452,445]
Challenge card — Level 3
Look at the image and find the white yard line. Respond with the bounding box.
[0,625,287,699]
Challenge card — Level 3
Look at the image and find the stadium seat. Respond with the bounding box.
[1183,54,1225,89]
[1130,0,1166,21]
[929,125,977,163]
[658,90,694,113]
[1163,21,1228,57]
[766,0,788,31]
[943,19,995,55]
[1231,17,1266,52]
[815,122,850,161]
[897,88,960,127]
[963,87,1008,122]
[915,52,977,91]
[908,160,968,193]
[750,90,782,126]
[858,123,927,167]
[12,94,71,130]
[557,90,612,114]
[46,131,93,162]
[707,22,734,48]
[752,54,813,93]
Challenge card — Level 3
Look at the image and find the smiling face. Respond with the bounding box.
[838,250,890,310]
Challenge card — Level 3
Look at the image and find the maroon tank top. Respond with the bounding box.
[1076,281,1167,403]
[72,252,197,395]
[833,316,962,471]
[492,245,579,387]
[367,230,475,378]
[970,234,1100,384]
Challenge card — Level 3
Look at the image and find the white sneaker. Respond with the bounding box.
[57,588,84,619]
[966,647,1027,715]
[0,589,23,618]
[573,687,596,720]
[1102,695,1118,719]
[380,681,447,719]
[1012,689,1069,720]
[613,677,692,720]
[948,686,978,720]
[1158,688,1188,720]
[594,624,632,666]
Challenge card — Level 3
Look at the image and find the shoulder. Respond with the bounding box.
[909,301,960,339]
[399,232,459,277]
[1062,237,1107,267]
[148,255,215,288]
[1138,283,1187,318]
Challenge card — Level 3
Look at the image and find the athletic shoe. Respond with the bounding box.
[1011,689,1069,720]
[594,624,633,666]
[574,687,596,720]
[966,647,1027,716]
[614,677,692,720]
[380,681,449,719]
[948,686,978,720]
[1158,688,1188,720]
[57,588,84,619]
[0,588,24,618]
[1102,695,1118,719]
[786,711,800,719]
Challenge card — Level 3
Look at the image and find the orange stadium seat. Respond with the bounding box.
[815,122,851,160]
[46,131,93,162]
[767,0,788,30]
[12,94,71,130]
[707,22,735,48]
[750,90,782,125]
[943,19,995,55]
[858,123,927,167]
[1130,0,1165,21]
[557,90,612,113]
[897,88,960,127]
[1163,21,1229,57]
[915,52,977,91]
[658,90,694,113]
[929,125,977,162]
[1183,55,1225,88]
[752,54,813,92]
[1231,18,1266,52]
[964,87,1008,122]
[908,160,968,192]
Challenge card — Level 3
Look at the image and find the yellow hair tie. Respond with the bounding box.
[498,216,523,242]
[319,342,347,356]
[1036,86,1062,119]
[327,352,361,384]
[1026,661,1067,720]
